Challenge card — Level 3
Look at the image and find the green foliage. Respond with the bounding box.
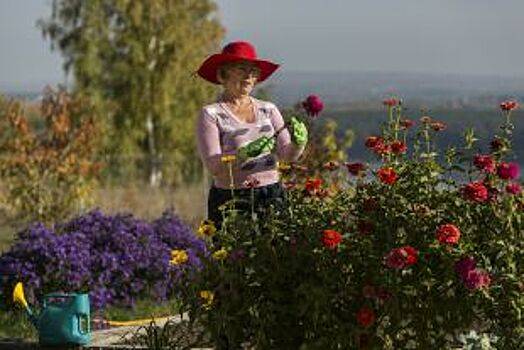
[39,0,225,186]
[181,102,523,349]
[0,89,101,225]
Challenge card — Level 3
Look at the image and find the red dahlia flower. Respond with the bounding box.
[390,140,407,154]
[377,167,398,185]
[302,94,324,116]
[436,224,461,245]
[321,229,343,249]
[356,306,376,327]
[385,246,418,269]
[462,181,489,202]
[304,177,323,193]
[473,154,496,173]
[497,162,521,180]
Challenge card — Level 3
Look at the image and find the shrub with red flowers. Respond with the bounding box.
[182,98,523,349]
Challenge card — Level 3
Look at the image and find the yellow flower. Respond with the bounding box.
[199,290,214,309]
[277,161,291,171]
[212,248,228,261]
[220,154,236,163]
[170,249,188,265]
[197,220,217,238]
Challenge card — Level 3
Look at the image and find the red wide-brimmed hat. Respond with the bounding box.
[197,41,280,85]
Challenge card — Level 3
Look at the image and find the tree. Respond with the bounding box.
[39,0,224,186]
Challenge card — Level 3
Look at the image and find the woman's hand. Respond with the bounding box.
[289,116,308,146]
[237,136,276,161]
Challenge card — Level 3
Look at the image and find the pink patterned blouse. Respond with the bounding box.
[195,96,305,189]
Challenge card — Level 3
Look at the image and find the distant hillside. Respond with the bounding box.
[264,70,524,109]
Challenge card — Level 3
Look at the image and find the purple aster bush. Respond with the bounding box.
[0,209,207,310]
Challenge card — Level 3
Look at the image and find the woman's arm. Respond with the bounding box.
[270,105,306,162]
[195,108,231,178]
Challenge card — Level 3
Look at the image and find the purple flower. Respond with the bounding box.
[455,256,477,279]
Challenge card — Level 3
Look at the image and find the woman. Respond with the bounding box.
[195,41,308,230]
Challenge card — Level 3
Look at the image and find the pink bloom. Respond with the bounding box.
[497,162,520,180]
[436,224,461,245]
[500,100,519,111]
[302,95,324,116]
[382,98,399,107]
[461,181,489,203]
[463,269,491,290]
[385,246,418,269]
[506,182,522,195]
[473,154,496,173]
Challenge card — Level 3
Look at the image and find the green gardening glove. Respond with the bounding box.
[237,136,276,161]
[290,116,308,146]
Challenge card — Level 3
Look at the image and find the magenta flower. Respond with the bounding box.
[497,162,520,180]
[302,94,324,117]
[455,256,477,279]
[473,154,496,173]
[463,269,491,290]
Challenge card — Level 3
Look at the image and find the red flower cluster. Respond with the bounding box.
[385,246,418,269]
[377,167,398,185]
[436,224,461,245]
[302,94,324,117]
[461,181,489,203]
[473,154,496,173]
[304,177,322,193]
[390,140,407,154]
[356,306,376,327]
[345,162,366,176]
[455,256,491,291]
[497,162,521,180]
[321,229,343,249]
[382,98,399,107]
[500,100,519,111]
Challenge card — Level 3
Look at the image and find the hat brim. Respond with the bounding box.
[197,54,280,85]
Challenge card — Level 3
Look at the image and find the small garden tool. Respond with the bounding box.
[12,282,91,346]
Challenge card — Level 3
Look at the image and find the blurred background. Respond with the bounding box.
[1,0,523,250]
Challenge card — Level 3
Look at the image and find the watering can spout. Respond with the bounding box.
[12,282,38,327]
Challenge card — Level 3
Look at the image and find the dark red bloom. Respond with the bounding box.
[363,198,378,212]
[345,162,366,176]
[473,154,496,173]
[356,306,376,327]
[463,269,491,290]
[321,229,343,249]
[302,94,324,116]
[365,136,383,149]
[385,246,418,269]
[377,167,398,185]
[436,224,461,245]
[390,140,407,154]
[497,162,521,180]
[500,100,519,111]
[462,181,489,203]
[357,220,374,235]
[455,256,477,279]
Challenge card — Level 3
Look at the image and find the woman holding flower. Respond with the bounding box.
[195,41,308,230]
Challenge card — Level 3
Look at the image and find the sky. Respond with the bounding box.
[1,0,523,90]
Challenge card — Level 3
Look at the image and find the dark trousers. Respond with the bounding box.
[207,181,287,231]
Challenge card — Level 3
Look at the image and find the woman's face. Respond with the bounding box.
[219,61,261,98]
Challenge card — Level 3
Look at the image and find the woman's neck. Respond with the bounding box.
[219,91,251,107]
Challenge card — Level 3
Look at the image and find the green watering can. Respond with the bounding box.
[13,282,91,347]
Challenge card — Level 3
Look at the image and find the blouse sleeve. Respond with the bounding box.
[269,104,306,162]
[195,108,231,178]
